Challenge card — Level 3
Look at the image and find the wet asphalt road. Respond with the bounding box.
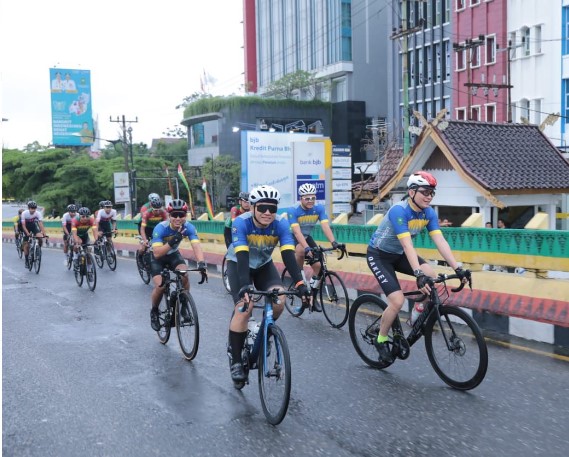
[2,244,569,457]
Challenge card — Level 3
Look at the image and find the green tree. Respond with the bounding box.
[264,70,328,100]
[201,155,240,210]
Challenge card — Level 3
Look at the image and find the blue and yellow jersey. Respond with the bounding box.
[287,203,329,237]
[369,199,441,254]
[151,221,200,255]
[226,212,295,269]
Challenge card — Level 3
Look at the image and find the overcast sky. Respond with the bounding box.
[0,0,245,149]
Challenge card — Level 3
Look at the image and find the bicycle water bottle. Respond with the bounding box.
[410,302,424,325]
[247,318,258,346]
[309,275,320,290]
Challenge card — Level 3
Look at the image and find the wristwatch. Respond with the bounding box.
[413,269,424,277]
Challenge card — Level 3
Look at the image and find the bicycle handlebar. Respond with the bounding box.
[237,287,300,313]
[158,266,208,287]
[309,244,349,262]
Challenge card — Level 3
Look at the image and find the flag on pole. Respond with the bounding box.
[177,163,195,219]
[202,178,215,220]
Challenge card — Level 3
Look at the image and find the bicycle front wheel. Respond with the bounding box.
[258,324,291,425]
[85,254,97,291]
[136,251,151,284]
[27,245,35,271]
[106,242,117,271]
[176,291,200,360]
[280,268,305,317]
[348,294,395,369]
[16,236,23,258]
[221,254,231,293]
[74,255,84,287]
[157,294,172,344]
[320,272,349,328]
[66,250,73,270]
[33,245,42,274]
[424,306,488,390]
[94,245,104,268]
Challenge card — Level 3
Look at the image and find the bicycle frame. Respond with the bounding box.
[247,298,276,374]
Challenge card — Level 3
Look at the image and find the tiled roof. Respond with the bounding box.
[438,121,569,191]
[352,147,403,193]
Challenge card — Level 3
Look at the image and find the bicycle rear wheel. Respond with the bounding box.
[85,253,97,291]
[27,244,35,271]
[424,306,488,390]
[258,324,291,425]
[75,255,84,287]
[106,241,117,271]
[16,235,23,258]
[320,271,349,328]
[157,294,172,344]
[66,250,73,270]
[280,268,305,317]
[136,251,151,284]
[221,254,231,293]
[94,244,104,268]
[176,291,199,360]
[348,294,395,369]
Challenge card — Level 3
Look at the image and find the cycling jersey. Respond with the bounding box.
[21,209,43,226]
[96,208,117,223]
[72,215,96,237]
[368,199,441,254]
[287,203,329,237]
[151,221,200,255]
[139,202,152,217]
[12,215,23,233]
[226,212,296,269]
[224,205,247,228]
[141,208,168,230]
[61,212,75,234]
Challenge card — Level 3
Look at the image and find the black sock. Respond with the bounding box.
[229,330,247,364]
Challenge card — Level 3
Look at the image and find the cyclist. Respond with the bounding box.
[96,200,118,240]
[21,201,47,269]
[366,171,469,363]
[287,183,342,310]
[137,192,160,236]
[223,191,251,248]
[94,200,106,220]
[225,185,310,383]
[149,199,206,331]
[12,208,24,238]
[71,207,99,268]
[61,204,78,265]
[138,196,168,256]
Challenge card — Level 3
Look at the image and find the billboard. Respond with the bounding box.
[49,68,93,146]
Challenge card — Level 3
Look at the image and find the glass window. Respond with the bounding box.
[471,106,480,121]
[470,45,481,68]
[456,0,465,10]
[523,27,531,56]
[485,35,496,64]
[434,43,441,82]
[533,99,541,125]
[534,25,542,54]
[520,98,530,121]
[485,104,496,122]
[456,108,466,120]
[470,0,480,5]
[456,46,466,71]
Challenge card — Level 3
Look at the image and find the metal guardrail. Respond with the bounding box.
[4,219,569,271]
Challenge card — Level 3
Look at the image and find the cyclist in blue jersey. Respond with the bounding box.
[149,199,207,331]
[287,183,342,310]
[367,171,469,363]
[225,185,310,383]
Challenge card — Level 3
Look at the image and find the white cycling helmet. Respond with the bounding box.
[298,183,317,196]
[407,171,437,189]
[249,185,281,205]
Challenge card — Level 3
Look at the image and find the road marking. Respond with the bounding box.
[485,337,569,362]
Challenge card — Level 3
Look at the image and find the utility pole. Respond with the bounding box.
[110,115,138,216]
[453,36,485,120]
[391,1,424,155]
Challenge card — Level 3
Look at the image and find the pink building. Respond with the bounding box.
[453,0,509,123]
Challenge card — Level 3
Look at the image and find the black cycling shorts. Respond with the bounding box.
[292,233,317,249]
[98,221,113,236]
[226,259,281,304]
[23,222,41,241]
[366,246,427,297]
[150,250,186,278]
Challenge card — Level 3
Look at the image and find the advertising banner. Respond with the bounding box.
[49,68,93,146]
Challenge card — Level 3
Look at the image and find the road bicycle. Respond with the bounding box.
[15,231,24,259]
[26,234,48,274]
[227,287,301,425]
[281,244,350,328]
[155,266,208,361]
[348,272,488,390]
[73,243,97,291]
[93,232,117,271]
[134,236,152,284]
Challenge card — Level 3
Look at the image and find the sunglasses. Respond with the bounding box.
[256,204,278,214]
[302,196,316,202]
[416,189,436,197]
[170,212,186,219]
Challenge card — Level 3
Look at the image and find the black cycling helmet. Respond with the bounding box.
[67,204,78,212]
[99,200,106,209]
[27,200,37,209]
[167,199,188,213]
[238,191,250,201]
[78,207,91,216]
[103,200,113,207]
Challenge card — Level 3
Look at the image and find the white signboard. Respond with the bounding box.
[332,180,352,191]
[332,191,352,203]
[332,156,351,167]
[333,203,352,214]
[332,168,352,179]
[114,186,131,203]
[114,172,129,187]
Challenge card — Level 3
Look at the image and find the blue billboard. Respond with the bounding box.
[49,68,93,146]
